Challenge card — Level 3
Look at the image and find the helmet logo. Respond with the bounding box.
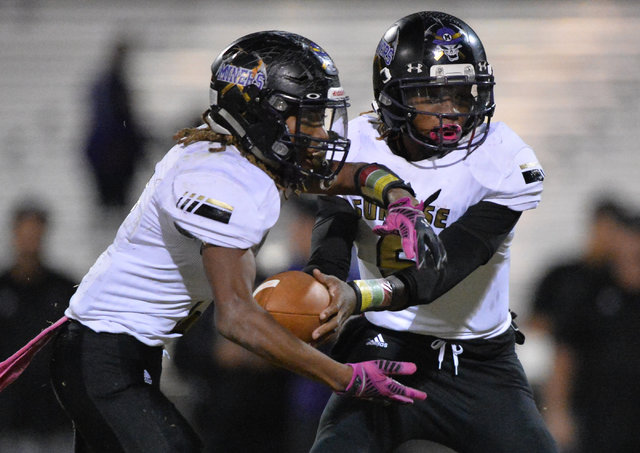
[328,87,346,100]
[217,62,266,89]
[407,63,424,73]
[376,25,399,65]
[308,41,338,75]
[477,61,489,73]
[426,25,465,62]
[377,39,396,65]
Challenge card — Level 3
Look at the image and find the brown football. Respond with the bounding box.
[253,270,330,343]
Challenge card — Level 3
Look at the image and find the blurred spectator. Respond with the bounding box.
[83,36,146,211]
[525,197,626,403]
[0,199,76,452]
[540,202,640,452]
[529,197,626,334]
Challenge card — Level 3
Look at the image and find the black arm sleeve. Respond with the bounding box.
[302,196,359,280]
[395,201,522,306]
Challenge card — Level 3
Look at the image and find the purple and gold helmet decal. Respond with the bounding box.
[376,24,399,66]
[308,40,338,75]
[426,24,465,62]
[216,56,267,90]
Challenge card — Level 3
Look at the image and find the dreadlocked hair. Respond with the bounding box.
[172,110,299,194]
[361,109,390,141]
[242,152,298,194]
[173,110,237,151]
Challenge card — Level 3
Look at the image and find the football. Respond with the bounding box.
[253,270,330,343]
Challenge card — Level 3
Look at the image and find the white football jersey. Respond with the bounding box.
[342,115,544,339]
[66,141,281,346]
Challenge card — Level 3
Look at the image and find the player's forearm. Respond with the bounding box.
[315,162,415,208]
[374,201,521,308]
[214,298,352,391]
[360,225,494,309]
[203,245,352,391]
[348,275,410,313]
[348,224,497,311]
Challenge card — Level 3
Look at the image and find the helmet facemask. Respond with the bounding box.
[378,71,494,159]
[266,90,350,190]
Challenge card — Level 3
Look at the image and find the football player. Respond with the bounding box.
[46,31,427,452]
[305,12,558,452]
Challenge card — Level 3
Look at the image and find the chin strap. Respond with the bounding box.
[204,110,232,135]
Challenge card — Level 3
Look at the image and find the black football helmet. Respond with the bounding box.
[208,31,350,190]
[373,12,495,159]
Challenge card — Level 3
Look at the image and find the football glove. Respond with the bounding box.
[339,359,427,404]
[373,196,446,270]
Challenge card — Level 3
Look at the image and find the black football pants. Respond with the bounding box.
[50,320,202,453]
[311,316,558,453]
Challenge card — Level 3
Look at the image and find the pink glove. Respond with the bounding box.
[339,359,427,404]
[373,197,446,270]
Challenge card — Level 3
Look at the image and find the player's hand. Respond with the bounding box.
[311,269,356,341]
[373,196,446,271]
[339,359,427,404]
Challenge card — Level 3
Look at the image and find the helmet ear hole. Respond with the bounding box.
[268,94,290,113]
[271,141,290,158]
[244,84,262,103]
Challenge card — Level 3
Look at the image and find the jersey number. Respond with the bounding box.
[373,204,450,276]
[377,234,414,276]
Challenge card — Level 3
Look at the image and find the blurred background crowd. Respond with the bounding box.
[1,0,639,452]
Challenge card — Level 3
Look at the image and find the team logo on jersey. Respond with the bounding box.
[216,62,266,89]
[519,162,545,184]
[177,192,233,224]
[426,24,465,62]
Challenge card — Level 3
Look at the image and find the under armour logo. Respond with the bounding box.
[407,63,423,73]
[478,61,488,72]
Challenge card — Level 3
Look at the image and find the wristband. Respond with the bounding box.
[354,164,414,208]
[348,278,395,313]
